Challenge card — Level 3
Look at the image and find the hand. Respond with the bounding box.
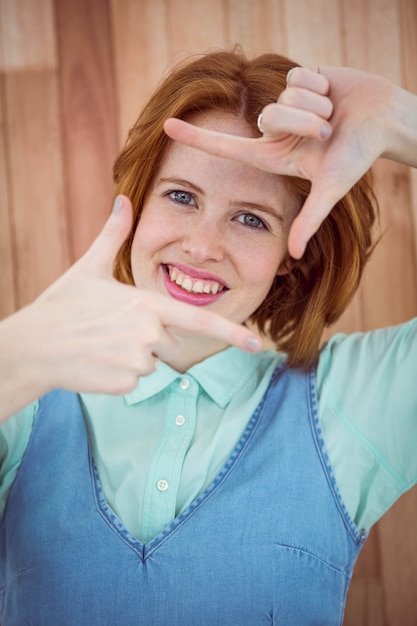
[164,66,400,258]
[1,196,261,408]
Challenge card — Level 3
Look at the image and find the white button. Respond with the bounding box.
[175,415,186,426]
[157,479,169,492]
[179,378,190,390]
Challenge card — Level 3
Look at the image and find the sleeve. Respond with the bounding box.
[0,402,37,520]
[316,318,417,531]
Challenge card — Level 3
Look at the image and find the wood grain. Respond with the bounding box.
[0,30,16,317]
[55,0,119,259]
[224,0,287,54]
[380,489,417,624]
[0,0,57,71]
[399,0,417,274]
[5,71,69,306]
[285,0,343,66]
[110,0,171,142]
[0,0,416,622]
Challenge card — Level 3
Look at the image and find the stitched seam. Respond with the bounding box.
[323,380,408,490]
[308,370,365,544]
[274,543,350,579]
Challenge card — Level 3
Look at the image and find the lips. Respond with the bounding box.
[163,264,229,306]
[167,264,225,294]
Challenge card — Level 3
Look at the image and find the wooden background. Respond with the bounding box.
[0,0,416,623]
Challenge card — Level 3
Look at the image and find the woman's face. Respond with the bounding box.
[131,111,299,349]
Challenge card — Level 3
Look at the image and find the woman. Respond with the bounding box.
[0,50,416,624]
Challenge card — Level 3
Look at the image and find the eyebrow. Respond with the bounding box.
[158,177,204,196]
[236,201,284,224]
[157,177,285,223]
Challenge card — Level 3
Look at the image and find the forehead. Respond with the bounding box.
[158,110,300,217]
[185,109,256,138]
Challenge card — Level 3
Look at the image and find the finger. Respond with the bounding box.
[165,115,329,174]
[278,87,333,120]
[148,354,161,375]
[164,118,261,164]
[260,103,332,141]
[287,182,340,258]
[80,195,133,275]
[149,327,181,363]
[154,295,262,353]
[134,353,161,378]
[286,66,330,95]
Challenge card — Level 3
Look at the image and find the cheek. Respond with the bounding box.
[129,215,159,280]
[130,225,146,263]
[243,242,286,287]
[238,256,281,312]
[131,210,165,258]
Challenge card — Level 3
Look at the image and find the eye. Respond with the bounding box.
[168,190,196,205]
[236,213,267,230]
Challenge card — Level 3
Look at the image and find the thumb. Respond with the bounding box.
[287,182,339,259]
[80,195,133,275]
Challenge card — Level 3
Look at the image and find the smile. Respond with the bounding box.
[167,264,226,295]
[166,265,226,295]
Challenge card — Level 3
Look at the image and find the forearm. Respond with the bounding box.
[383,85,417,168]
[0,306,51,424]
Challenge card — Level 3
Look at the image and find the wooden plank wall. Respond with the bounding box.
[0,0,416,623]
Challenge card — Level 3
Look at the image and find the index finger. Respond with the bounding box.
[163,118,260,164]
[157,295,262,353]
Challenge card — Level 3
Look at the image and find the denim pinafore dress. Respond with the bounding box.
[0,365,366,625]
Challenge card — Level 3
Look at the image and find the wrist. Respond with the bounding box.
[382,85,417,168]
[0,305,54,422]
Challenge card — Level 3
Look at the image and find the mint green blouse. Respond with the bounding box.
[1,318,417,542]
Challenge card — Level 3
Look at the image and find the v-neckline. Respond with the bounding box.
[88,385,270,561]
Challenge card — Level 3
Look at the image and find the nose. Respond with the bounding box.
[181,220,225,264]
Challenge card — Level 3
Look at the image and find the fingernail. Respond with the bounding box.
[246,336,262,352]
[286,67,296,84]
[257,112,264,134]
[320,123,331,139]
[112,196,123,213]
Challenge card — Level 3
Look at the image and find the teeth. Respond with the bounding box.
[182,277,193,292]
[167,266,224,295]
[193,280,204,293]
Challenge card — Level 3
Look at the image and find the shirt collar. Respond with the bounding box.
[124,347,271,408]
